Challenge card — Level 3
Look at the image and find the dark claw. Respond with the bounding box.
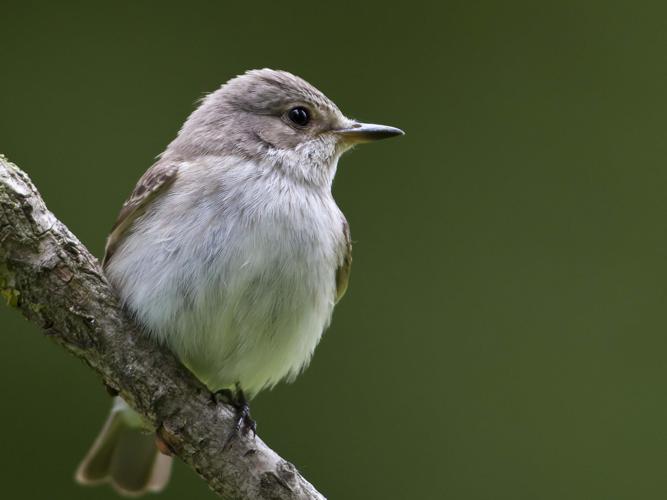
[243,411,257,438]
[220,386,257,449]
[234,402,257,437]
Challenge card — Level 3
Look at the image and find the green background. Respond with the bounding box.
[2,1,667,499]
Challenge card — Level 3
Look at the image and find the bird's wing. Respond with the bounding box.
[103,161,180,267]
[335,219,352,303]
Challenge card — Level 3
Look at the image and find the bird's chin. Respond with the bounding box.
[334,137,358,155]
[262,142,339,188]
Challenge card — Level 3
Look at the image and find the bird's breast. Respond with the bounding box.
[110,161,347,395]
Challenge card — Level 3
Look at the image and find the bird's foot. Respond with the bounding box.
[216,387,256,449]
[233,401,257,438]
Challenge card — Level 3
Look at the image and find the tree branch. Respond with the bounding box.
[0,155,325,500]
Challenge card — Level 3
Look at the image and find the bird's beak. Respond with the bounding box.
[334,122,404,143]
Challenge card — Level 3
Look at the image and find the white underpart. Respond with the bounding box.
[106,155,346,396]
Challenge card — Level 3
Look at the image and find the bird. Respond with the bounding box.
[74,68,403,496]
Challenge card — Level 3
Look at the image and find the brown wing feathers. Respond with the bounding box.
[103,162,179,267]
[335,219,352,303]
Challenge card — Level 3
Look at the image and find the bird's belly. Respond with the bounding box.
[106,167,345,397]
[140,223,338,396]
[177,258,335,395]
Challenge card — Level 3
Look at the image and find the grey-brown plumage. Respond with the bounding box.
[104,163,179,266]
[76,68,402,496]
[76,399,172,496]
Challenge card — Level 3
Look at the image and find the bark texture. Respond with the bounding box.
[0,155,325,500]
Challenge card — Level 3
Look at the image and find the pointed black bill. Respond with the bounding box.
[335,122,405,143]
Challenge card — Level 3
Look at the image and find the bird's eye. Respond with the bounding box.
[287,106,310,126]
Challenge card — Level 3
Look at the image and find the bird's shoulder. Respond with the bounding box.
[103,159,180,267]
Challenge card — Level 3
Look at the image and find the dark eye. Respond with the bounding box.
[288,106,310,126]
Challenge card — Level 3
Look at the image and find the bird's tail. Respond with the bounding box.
[75,397,173,497]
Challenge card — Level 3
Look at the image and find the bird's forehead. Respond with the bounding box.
[225,69,341,116]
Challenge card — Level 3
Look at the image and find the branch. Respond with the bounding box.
[0,155,325,500]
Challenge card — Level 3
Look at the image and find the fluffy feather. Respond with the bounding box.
[106,154,349,395]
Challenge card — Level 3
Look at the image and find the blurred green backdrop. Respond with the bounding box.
[2,1,667,499]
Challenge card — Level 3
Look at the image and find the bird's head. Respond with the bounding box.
[168,69,403,187]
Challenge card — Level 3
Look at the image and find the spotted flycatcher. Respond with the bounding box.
[75,69,403,495]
